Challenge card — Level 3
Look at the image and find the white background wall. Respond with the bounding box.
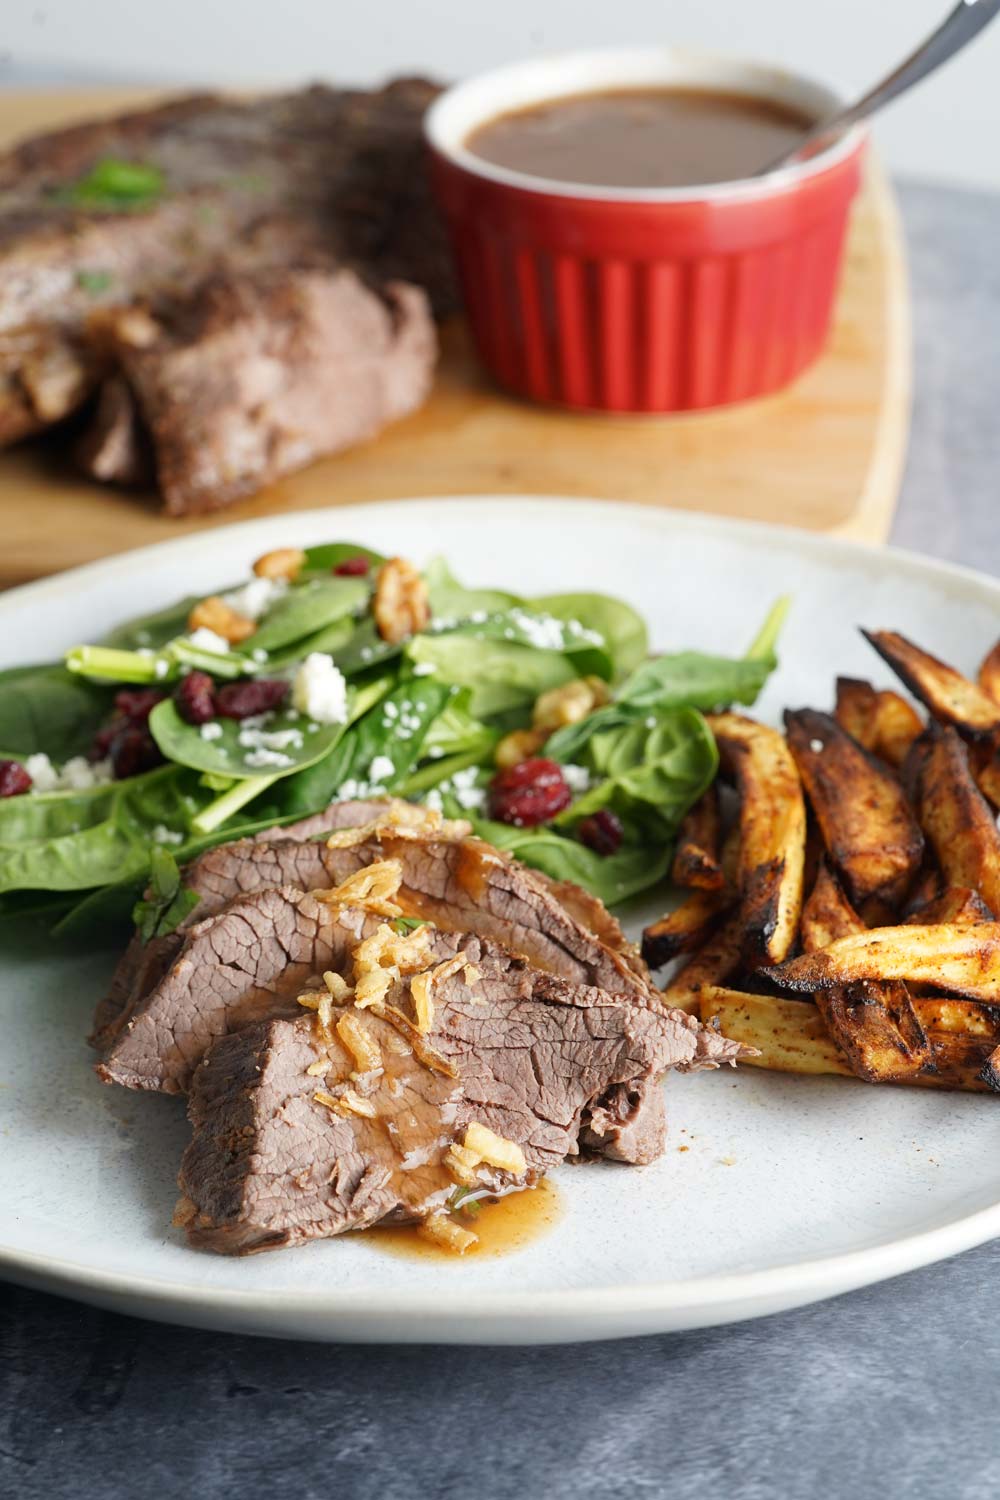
[4,0,1000,189]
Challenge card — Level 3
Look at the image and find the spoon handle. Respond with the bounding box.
[769,0,1000,170]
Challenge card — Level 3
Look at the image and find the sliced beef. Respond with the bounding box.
[98,269,435,515]
[96,891,376,1093]
[75,373,150,485]
[177,957,740,1254]
[0,79,454,506]
[89,796,394,1049]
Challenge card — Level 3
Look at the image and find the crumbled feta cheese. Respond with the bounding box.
[200,722,224,741]
[244,748,295,769]
[424,788,444,813]
[24,753,114,793]
[562,763,592,793]
[368,755,396,786]
[292,653,348,724]
[187,627,231,655]
[151,824,184,846]
[223,576,288,621]
[154,658,170,679]
[383,702,399,720]
[251,648,269,664]
[411,662,436,677]
[646,716,657,729]
[238,727,303,753]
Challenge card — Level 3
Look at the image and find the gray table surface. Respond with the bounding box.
[3,179,1000,1500]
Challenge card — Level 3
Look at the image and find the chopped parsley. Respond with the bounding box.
[60,157,165,211]
[75,269,114,295]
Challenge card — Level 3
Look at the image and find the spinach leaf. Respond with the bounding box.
[0,664,113,759]
[531,593,647,680]
[100,595,204,650]
[555,710,718,840]
[302,542,386,575]
[420,689,497,760]
[615,652,775,713]
[0,765,173,847]
[245,577,368,655]
[274,679,452,815]
[406,634,579,718]
[148,700,354,781]
[326,618,403,678]
[424,556,520,619]
[132,848,200,940]
[472,819,672,906]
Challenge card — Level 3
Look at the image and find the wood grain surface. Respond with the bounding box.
[0,88,911,586]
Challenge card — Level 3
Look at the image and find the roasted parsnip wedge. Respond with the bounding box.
[697,988,853,1078]
[904,887,994,926]
[978,640,1000,706]
[785,709,924,907]
[908,724,1000,912]
[871,691,924,771]
[641,889,731,970]
[700,989,994,1091]
[970,741,1000,811]
[911,997,1000,1036]
[660,913,744,1014]
[707,712,806,967]
[800,862,930,1081]
[981,1044,1000,1091]
[763,923,1000,1002]
[834,677,879,752]
[863,629,1000,739]
[670,785,724,892]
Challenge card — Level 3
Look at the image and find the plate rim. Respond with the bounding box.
[3,493,999,1339]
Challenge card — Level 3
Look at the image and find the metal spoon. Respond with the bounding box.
[760,0,1000,173]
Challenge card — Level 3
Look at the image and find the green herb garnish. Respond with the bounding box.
[133,848,200,941]
[61,157,165,211]
[75,268,114,295]
[447,1186,481,1218]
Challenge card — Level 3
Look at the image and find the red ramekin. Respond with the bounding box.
[425,49,868,413]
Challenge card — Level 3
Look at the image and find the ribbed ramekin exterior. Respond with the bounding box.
[430,145,865,413]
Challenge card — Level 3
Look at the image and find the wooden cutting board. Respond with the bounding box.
[0,88,910,588]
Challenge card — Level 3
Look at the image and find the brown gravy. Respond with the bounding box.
[465,87,814,189]
[370,1177,561,1261]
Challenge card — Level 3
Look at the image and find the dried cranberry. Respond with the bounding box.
[214,678,289,720]
[109,727,164,780]
[0,760,32,797]
[488,758,572,827]
[114,688,167,724]
[90,722,120,761]
[578,809,624,857]
[333,555,370,577]
[175,670,217,726]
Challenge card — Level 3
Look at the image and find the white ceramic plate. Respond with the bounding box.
[2,497,1000,1345]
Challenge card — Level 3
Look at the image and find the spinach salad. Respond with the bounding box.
[0,541,786,942]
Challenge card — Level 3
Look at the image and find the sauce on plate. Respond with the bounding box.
[465,87,815,189]
[370,1177,561,1261]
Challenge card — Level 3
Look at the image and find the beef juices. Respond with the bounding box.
[464,87,814,189]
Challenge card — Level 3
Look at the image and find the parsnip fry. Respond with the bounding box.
[981,1044,1000,1092]
[835,677,879,752]
[670,786,724,891]
[707,712,806,967]
[641,889,730,970]
[863,629,1000,739]
[970,741,1000,811]
[763,922,1000,1002]
[978,640,1000,705]
[700,989,994,1092]
[909,724,1000,912]
[912,998,1000,1036]
[660,914,743,1014]
[904,887,994,926]
[698,988,853,1078]
[801,862,931,1081]
[872,691,923,771]
[785,709,924,906]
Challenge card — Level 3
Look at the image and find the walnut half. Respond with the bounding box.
[373,557,430,644]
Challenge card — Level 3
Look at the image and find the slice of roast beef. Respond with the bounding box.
[89,797,396,1049]
[0,81,452,440]
[177,959,740,1254]
[99,268,435,515]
